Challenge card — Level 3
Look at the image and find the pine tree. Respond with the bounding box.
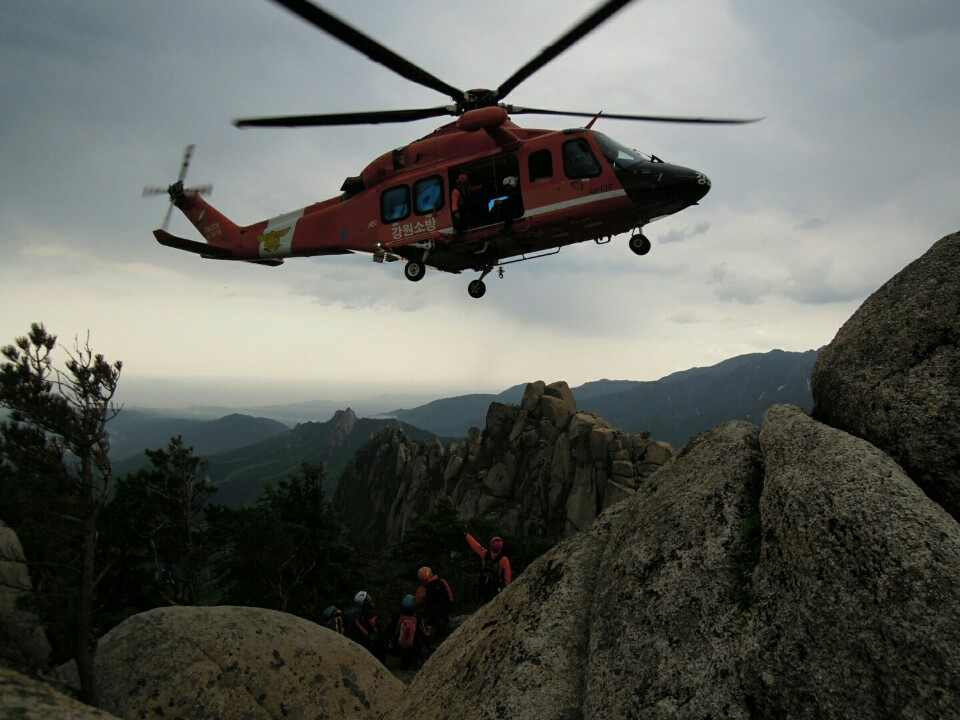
[100,436,217,618]
[0,323,121,705]
[208,462,358,619]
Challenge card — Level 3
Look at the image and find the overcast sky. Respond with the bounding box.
[1,0,957,411]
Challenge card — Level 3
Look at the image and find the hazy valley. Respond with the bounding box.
[108,348,818,506]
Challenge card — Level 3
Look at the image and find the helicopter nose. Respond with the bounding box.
[687,168,711,203]
[616,161,711,220]
[656,163,710,203]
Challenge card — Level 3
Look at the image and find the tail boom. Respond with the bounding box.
[152,229,283,266]
[157,187,357,265]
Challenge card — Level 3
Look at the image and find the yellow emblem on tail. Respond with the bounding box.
[257,227,290,251]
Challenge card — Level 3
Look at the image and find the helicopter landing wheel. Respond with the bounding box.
[468,279,486,299]
[629,233,651,256]
[404,259,425,282]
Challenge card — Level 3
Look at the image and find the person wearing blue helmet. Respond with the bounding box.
[390,593,431,669]
[322,605,344,635]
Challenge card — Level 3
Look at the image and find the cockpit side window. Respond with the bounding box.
[528,149,553,182]
[381,185,410,223]
[562,139,602,179]
[593,133,652,169]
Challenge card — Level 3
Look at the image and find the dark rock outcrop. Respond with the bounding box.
[0,520,51,674]
[1,667,122,719]
[387,405,960,720]
[812,230,960,520]
[335,381,674,547]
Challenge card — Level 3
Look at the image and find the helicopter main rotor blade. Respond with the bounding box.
[496,0,637,102]
[235,105,457,128]
[268,0,465,103]
[178,144,195,183]
[504,105,763,125]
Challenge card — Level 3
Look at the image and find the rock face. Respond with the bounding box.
[90,606,403,720]
[0,519,51,673]
[386,405,960,720]
[0,667,122,719]
[335,381,674,547]
[811,230,960,521]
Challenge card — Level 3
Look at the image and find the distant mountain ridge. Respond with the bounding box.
[107,349,819,505]
[200,409,447,507]
[580,349,818,446]
[381,349,818,447]
[109,411,289,463]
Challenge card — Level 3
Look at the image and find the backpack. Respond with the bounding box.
[325,615,345,635]
[478,553,503,602]
[396,613,418,650]
[343,606,365,642]
[424,578,453,620]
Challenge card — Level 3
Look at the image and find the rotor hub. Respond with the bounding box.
[459,88,499,113]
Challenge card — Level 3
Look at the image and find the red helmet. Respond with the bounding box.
[490,536,504,554]
[457,173,469,185]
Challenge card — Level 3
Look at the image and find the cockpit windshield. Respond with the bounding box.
[593,132,656,169]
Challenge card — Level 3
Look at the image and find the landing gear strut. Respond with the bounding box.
[467,265,497,299]
[404,259,425,282]
[468,279,486,298]
[629,233,651,256]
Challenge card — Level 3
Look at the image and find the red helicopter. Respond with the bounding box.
[145,0,758,298]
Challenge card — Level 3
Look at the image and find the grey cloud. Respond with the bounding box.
[797,218,826,231]
[782,263,875,305]
[708,260,877,307]
[659,222,711,244]
[834,0,960,36]
[670,311,700,325]
[709,264,774,305]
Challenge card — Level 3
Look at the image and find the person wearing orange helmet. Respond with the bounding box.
[414,566,454,637]
[464,532,512,603]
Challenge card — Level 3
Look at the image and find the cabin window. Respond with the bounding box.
[413,175,444,215]
[528,149,553,182]
[381,185,410,223]
[562,139,602,179]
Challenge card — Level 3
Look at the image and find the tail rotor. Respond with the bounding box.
[143,145,213,230]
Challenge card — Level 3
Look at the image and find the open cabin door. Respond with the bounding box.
[451,154,523,233]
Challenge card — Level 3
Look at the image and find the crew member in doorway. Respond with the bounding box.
[451,173,470,235]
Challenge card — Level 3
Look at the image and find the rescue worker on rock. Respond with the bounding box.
[464,532,512,603]
[414,566,454,638]
[388,594,432,669]
[345,590,384,661]
[322,605,345,635]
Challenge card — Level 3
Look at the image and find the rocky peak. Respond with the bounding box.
[334,380,675,548]
[812,230,960,520]
[329,407,358,441]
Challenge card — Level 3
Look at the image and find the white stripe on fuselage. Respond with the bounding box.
[523,188,627,219]
[259,209,304,259]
